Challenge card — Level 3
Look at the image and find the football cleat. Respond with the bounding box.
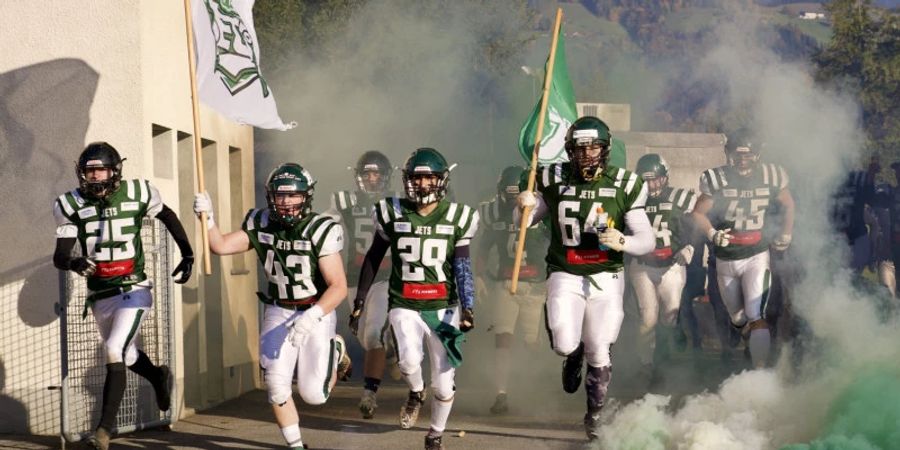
[335,335,352,382]
[424,433,444,450]
[359,389,378,419]
[85,427,111,450]
[584,409,602,441]
[489,392,509,415]
[562,342,585,394]
[400,390,426,429]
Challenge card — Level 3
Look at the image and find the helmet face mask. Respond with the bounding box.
[635,153,669,198]
[402,148,450,206]
[266,163,315,226]
[497,166,525,203]
[354,150,392,195]
[76,142,124,200]
[725,129,760,177]
[565,117,612,180]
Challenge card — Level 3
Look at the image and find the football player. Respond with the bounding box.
[192,163,351,450]
[517,116,655,441]
[629,154,696,381]
[832,160,877,274]
[52,142,193,450]
[327,150,397,419]
[477,165,547,414]
[691,129,795,369]
[350,148,478,450]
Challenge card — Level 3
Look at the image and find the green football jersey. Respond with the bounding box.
[478,195,547,281]
[699,163,789,260]
[536,163,647,275]
[641,187,697,264]
[374,197,479,311]
[330,189,395,284]
[243,209,343,307]
[53,179,162,292]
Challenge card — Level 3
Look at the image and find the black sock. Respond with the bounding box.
[128,350,161,381]
[364,377,381,393]
[98,362,127,430]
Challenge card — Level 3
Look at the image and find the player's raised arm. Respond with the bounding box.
[192,191,251,255]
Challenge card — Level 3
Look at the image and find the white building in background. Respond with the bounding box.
[0,1,260,435]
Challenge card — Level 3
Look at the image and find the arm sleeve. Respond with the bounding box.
[156,204,194,257]
[623,208,656,256]
[53,237,77,271]
[355,233,390,302]
[453,245,475,310]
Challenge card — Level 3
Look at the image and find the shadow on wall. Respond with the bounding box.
[0,58,98,434]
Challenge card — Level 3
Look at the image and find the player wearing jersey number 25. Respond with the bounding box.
[193,162,351,450]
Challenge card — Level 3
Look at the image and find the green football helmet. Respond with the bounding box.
[635,153,669,198]
[265,163,316,226]
[402,147,450,205]
[354,150,393,195]
[564,116,612,180]
[76,142,125,199]
[497,166,525,202]
[725,128,760,177]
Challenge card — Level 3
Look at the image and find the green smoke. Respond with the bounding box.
[781,368,900,450]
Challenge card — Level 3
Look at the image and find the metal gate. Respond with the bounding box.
[59,218,176,442]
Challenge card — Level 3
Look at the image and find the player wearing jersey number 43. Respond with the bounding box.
[351,147,478,450]
[691,129,795,369]
[193,162,351,450]
[517,117,655,441]
[53,142,192,450]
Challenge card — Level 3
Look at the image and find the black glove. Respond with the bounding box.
[460,308,475,333]
[349,297,365,336]
[172,256,194,284]
[70,257,97,277]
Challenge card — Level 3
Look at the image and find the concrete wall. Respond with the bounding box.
[0,1,258,434]
[618,131,727,192]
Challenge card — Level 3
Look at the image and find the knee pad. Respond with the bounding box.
[584,348,612,368]
[432,383,455,402]
[264,369,293,405]
[104,343,126,364]
[299,385,327,406]
[553,342,580,357]
[397,355,421,376]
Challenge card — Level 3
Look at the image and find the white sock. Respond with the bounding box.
[281,424,302,447]
[748,328,771,368]
[495,347,511,394]
[430,394,454,434]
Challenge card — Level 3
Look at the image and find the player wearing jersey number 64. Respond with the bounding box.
[517,117,655,442]
[193,162,351,450]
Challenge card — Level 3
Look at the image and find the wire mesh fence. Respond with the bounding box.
[60,218,175,442]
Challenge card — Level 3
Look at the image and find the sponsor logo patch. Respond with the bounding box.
[294,240,311,250]
[394,222,411,232]
[597,188,617,197]
[660,203,672,210]
[755,188,770,196]
[436,224,455,235]
[258,232,274,245]
[723,189,738,198]
[121,201,139,212]
[560,186,576,196]
[78,207,97,219]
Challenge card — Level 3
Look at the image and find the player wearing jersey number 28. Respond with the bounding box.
[193,163,351,450]
[518,116,655,441]
[691,129,795,369]
[53,142,193,450]
[351,147,478,450]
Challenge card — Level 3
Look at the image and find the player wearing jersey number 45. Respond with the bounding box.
[691,129,795,369]
[351,147,478,450]
[630,154,697,385]
[517,117,655,441]
[193,163,351,450]
[325,150,400,420]
[53,142,193,450]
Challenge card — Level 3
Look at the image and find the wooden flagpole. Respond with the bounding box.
[182,0,212,275]
[509,7,563,294]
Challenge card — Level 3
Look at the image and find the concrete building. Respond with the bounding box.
[0,1,259,435]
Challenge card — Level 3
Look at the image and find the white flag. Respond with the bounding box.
[192,0,294,130]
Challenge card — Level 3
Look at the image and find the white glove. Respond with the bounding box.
[287,305,324,348]
[772,234,792,251]
[708,228,733,248]
[674,245,694,265]
[193,192,215,229]
[599,227,626,252]
[517,191,536,209]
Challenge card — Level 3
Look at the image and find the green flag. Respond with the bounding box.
[518,27,578,165]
